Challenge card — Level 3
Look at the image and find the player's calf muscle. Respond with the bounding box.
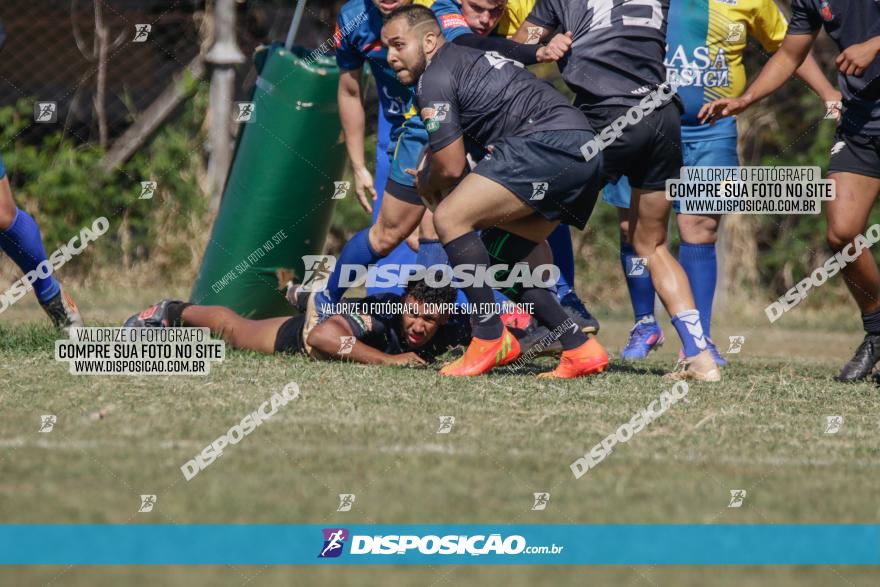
[0,177,17,229]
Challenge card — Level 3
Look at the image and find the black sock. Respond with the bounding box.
[445,232,503,339]
[167,302,192,327]
[863,308,880,335]
[520,288,587,350]
[481,227,540,299]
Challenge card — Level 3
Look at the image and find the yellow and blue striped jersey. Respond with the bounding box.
[668,0,788,137]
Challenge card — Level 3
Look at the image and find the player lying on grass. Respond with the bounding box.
[384,5,609,378]
[699,0,880,382]
[124,280,542,367]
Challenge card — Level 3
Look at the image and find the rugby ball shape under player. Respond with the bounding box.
[416,147,475,211]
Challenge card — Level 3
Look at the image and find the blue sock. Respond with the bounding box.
[418,238,468,305]
[326,228,379,303]
[547,224,575,299]
[679,241,716,337]
[0,208,60,303]
[620,240,655,321]
[671,309,707,358]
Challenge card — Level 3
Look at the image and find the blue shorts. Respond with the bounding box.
[602,135,739,210]
[0,153,5,179]
[385,116,428,205]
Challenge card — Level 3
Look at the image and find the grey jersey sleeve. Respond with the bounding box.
[417,62,462,151]
[787,0,822,35]
[527,0,562,30]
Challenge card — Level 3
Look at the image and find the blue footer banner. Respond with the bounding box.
[2,525,879,565]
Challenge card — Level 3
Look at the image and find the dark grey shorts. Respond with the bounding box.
[473,128,603,230]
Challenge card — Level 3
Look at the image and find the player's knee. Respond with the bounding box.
[678,215,718,244]
[368,223,406,257]
[826,223,862,252]
[632,231,667,259]
[431,205,465,243]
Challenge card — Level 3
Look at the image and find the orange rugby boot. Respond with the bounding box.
[537,337,609,379]
[440,327,521,377]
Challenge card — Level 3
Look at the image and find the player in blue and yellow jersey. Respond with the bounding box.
[701,0,880,382]
[601,0,839,363]
[335,0,418,297]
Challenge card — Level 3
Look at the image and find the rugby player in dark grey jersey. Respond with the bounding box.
[514,0,720,381]
[701,0,880,382]
[381,5,610,378]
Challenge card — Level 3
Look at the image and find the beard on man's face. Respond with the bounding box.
[397,49,428,86]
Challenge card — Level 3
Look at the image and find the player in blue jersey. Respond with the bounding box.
[602,0,839,363]
[701,0,880,382]
[335,0,419,297]
[0,21,84,332]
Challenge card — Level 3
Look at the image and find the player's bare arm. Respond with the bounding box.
[509,19,571,62]
[699,32,818,124]
[306,315,425,366]
[795,52,842,105]
[338,67,378,212]
[510,18,549,44]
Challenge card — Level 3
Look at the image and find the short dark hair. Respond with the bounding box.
[404,277,457,309]
[386,4,441,32]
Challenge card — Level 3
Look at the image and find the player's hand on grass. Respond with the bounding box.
[835,40,879,76]
[353,166,377,213]
[537,32,572,63]
[698,97,749,125]
[384,352,426,367]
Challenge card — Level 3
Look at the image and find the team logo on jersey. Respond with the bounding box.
[830,141,846,155]
[422,103,449,133]
[318,528,349,558]
[439,14,468,30]
[820,0,833,21]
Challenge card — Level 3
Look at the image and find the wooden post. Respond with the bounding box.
[206,0,245,213]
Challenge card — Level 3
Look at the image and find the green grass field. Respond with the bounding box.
[1,284,879,585]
